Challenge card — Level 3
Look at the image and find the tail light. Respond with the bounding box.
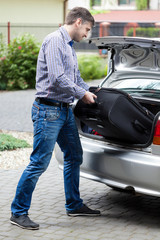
[153,120,160,145]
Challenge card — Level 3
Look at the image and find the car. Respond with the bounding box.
[55,36,160,197]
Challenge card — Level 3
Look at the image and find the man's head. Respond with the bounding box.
[64,7,95,42]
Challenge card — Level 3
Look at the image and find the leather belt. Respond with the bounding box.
[35,98,71,108]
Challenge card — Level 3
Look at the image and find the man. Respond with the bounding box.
[10,7,101,230]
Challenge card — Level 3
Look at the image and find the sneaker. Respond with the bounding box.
[10,214,39,230]
[66,204,101,217]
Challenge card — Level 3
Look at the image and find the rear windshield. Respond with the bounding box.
[103,79,160,100]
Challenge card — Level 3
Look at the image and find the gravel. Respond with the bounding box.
[0,130,33,170]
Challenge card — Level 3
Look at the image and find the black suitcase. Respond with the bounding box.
[74,87,154,144]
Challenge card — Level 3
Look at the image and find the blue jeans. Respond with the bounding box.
[11,101,83,216]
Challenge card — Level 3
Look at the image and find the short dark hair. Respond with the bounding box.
[65,7,95,26]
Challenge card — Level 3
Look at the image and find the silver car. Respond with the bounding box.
[55,36,160,197]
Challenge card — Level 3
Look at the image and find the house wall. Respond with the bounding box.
[68,0,136,10]
[68,0,160,11]
[150,0,160,9]
[103,0,136,10]
[0,0,64,24]
[68,0,90,9]
[0,0,64,43]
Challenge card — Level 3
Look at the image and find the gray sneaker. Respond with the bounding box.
[67,204,101,217]
[10,214,39,230]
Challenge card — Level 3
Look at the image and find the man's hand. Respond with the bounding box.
[82,91,97,104]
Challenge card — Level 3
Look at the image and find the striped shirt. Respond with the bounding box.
[35,26,89,103]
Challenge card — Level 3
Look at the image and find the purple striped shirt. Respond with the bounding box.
[35,26,89,103]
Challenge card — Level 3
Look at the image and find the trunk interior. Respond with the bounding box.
[76,97,160,148]
[137,99,160,115]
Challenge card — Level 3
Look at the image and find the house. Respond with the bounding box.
[68,0,160,10]
[94,10,160,37]
[0,0,68,43]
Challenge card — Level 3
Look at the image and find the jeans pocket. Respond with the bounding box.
[32,107,39,122]
[45,108,60,121]
[32,111,38,123]
[31,106,40,136]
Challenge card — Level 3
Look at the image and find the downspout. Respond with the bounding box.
[64,0,68,23]
[8,22,10,44]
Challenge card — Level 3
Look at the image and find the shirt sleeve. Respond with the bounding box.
[45,36,86,100]
[76,69,90,91]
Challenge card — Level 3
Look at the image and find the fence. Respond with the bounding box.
[0,23,59,44]
[0,22,160,52]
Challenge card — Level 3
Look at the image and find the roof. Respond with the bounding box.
[94,10,160,23]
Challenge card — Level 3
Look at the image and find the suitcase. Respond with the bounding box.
[74,87,154,144]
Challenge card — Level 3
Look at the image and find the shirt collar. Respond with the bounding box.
[59,26,72,45]
[69,40,74,47]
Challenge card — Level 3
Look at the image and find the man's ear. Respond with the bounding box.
[75,18,82,27]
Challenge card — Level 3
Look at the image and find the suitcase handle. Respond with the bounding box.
[133,119,147,133]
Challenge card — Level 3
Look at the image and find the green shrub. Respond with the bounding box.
[0,34,7,90]
[0,33,40,90]
[0,34,5,57]
[127,27,160,38]
[136,0,148,10]
[0,133,30,151]
[78,55,107,81]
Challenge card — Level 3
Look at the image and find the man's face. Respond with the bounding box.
[73,19,92,42]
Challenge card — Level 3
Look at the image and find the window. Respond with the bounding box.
[118,0,135,5]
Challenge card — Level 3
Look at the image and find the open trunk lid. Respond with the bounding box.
[89,36,160,86]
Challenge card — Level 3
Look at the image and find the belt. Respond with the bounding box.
[35,98,71,108]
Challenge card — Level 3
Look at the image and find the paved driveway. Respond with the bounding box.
[0,89,35,132]
[1,81,160,240]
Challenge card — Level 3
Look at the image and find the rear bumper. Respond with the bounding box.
[55,135,160,197]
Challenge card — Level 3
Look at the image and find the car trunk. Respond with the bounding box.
[74,37,160,149]
[74,95,160,149]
